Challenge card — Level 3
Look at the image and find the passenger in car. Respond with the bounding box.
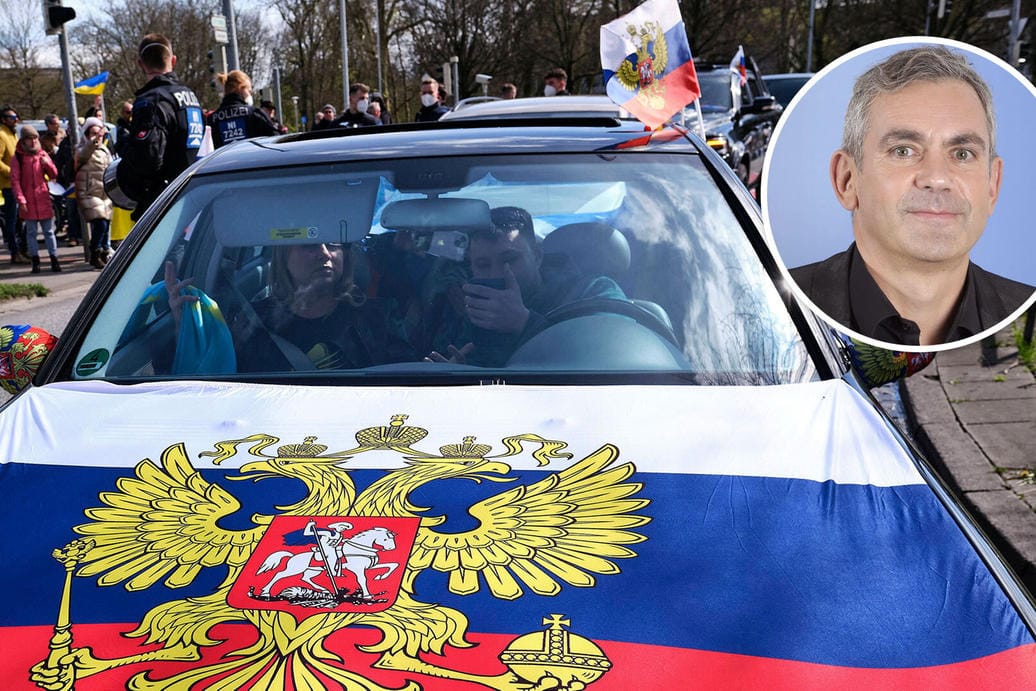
[427,206,625,366]
[166,242,413,373]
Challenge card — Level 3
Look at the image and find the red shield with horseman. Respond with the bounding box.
[229,515,419,619]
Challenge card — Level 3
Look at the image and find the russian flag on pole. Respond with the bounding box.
[73,71,109,96]
[731,44,747,86]
[601,0,700,129]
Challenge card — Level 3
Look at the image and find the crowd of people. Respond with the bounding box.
[0,26,572,276]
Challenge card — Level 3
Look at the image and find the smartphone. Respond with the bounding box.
[470,277,505,290]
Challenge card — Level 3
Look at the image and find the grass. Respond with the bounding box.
[1013,319,1035,374]
[0,283,49,302]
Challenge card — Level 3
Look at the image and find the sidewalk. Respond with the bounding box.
[902,325,1036,593]
[0,238,100,306]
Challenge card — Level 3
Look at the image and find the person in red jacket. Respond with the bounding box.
[10,125,60,273]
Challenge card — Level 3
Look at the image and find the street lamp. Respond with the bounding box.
[291,96,299,132]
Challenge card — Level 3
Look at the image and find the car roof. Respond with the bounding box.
[192,119,691,175]
[440,95,638,122]
[763,73,814,80]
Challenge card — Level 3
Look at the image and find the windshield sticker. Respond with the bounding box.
[74,348,110,376]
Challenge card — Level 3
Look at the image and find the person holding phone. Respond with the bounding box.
[428,206,624,366]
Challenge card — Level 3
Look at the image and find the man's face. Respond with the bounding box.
[1,110,17,131]
[545,77,565,92]
[469,231,542,296]
[322,106,335,119]
[349,89,369,110]
[833,79,1002,271]
[45,118,60,134]
[420,82,437,100]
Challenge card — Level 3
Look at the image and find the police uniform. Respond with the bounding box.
[210,92,279,149]
[116,72,203,219]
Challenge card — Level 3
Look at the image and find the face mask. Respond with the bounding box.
[244,93,254,106]
[357,99,369,113]
[421,93,437,108]
[543,84,557,97]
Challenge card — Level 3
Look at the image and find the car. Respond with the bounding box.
[763,72,815,110]
[682,60,783,194]
[2,118,1034,690]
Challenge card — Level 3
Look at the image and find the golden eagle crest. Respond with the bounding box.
[615,20,669,111]
[30,415,650,690]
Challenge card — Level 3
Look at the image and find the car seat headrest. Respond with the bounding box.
[542,222,630,277]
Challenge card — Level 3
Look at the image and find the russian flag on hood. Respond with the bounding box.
[601,0,700,129]
[1,380,1034,689]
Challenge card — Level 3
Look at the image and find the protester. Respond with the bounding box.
[210,70,280,148]
[543,68,570,96]
[368,100,382,124]
[331,83,377,128]
[259,100,289,134]
[116,33,203,220]
[52,115,81,247]
[371,92,392,124]
[500,83,517,99]
[115,101,133,157]
[76,117,114,270]
[416,78,449,122]
[313,104,337,130]
[0,105,28,264]
[10,125,60,273]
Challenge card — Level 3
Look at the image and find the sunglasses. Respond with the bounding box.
[2,114,17,120]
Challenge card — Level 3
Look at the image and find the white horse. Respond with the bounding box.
[257,526,399,599]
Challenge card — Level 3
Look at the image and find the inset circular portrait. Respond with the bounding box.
[764,37,1036,352]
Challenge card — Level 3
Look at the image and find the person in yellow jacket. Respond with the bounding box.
[0,105,28,264]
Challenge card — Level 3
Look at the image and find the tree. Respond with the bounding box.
[0,0,65,117]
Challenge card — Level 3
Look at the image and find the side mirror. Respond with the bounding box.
[0,325,57,394]
[842,335,934,388]
[744,95,777,115]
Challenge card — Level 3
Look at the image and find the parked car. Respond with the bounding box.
[1,118,1033,690]
[682,60,782,195]
[763,72,815,110]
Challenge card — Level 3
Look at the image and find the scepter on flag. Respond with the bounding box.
[600,0,702,134]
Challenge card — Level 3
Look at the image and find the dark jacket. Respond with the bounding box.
[331,110,378,128]
[791,246,1035,342]
[116,72,203,219]
[415,103,449,122]
[210,93,280,148]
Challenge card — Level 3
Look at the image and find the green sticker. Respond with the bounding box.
[270,226,319,241]
[75,348,110,376]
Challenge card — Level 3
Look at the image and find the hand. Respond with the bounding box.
[164,260,198,330]
[463,265,529,334]
[425,342,474,364]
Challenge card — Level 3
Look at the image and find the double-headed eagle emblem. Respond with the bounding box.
[30,415,650,690]
[615,20,669,110]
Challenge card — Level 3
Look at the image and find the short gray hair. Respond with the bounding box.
[842,45,996,164]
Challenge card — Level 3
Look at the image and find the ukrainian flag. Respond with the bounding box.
[74,71,109,96]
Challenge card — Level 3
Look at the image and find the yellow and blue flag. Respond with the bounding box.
[74,71,109,96]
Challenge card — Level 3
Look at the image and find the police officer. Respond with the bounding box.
[115,33,204,220]
[210,70,279,148]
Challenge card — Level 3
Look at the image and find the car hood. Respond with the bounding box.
[1,378,1032,687]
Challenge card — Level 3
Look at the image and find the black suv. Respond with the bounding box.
[683,58,782,195]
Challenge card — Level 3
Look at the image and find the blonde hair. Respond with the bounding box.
[217,70,251,96]
[270,244,364,309]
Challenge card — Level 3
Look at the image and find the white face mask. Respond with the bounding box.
[244,93,254,106]
[421,93,437,108]
[356,98,369,113]
[543,84,557,97]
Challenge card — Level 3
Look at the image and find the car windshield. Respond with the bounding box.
[74,152,815,385]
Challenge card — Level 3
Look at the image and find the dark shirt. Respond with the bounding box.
[791,243,1035,346]
[235,297,414,372]
[332,110,378,128]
